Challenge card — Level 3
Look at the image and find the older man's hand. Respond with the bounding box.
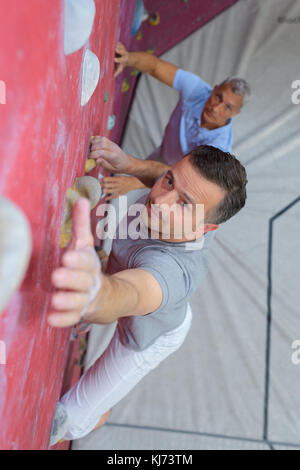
[89,136,131,174]
[48,198,102,328]
[114,42,130,77]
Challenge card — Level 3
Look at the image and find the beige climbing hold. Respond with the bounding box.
[85,158,97,173]
[74,176,101,208]
[0,197,32,316]
[60,176,102,248]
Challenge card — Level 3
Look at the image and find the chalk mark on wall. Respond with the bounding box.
[0,81,6,104]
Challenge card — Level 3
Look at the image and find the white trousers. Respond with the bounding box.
[60,304,193,440]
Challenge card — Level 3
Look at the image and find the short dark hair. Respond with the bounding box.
[188,145,247,224]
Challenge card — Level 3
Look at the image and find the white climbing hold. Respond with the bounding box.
[107,115,116,131]
[81,49,100,106]
[64,0,96,55]
[0,197,32,316]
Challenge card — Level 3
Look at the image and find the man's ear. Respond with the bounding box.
[203,223,219,234]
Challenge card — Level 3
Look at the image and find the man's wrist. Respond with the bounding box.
[84,273,116,324]
[127,51,137,68]
[127,51,157,74]
[126,154,139,175]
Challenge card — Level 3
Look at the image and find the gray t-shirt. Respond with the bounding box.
[106,196,214,351]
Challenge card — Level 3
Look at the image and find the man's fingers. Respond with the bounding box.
[89,149,114,159]
[71,198,94,250]
[89,136,128,173]
[52,267,94,291]
[51,292,89,311]
[47,311,81,328]
[90,136,115,151]
[96,159,117,173]
[114,63,125,78]
[101,177,118,183]
[96,159,117,172]
[102,185,119,193]
[90,150,108,159]
[114,56,128,66]
[115,42,125,54]
[101,180,119,189]
[91,135,106,143]
[62,249,100,272]
[89,137,109,152]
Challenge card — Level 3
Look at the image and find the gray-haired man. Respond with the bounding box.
[100,43,251,200]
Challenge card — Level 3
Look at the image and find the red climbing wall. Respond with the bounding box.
[0,0,134,450]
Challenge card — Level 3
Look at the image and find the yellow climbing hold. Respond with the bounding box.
[121,78,130,93]
[85,158,96,174]
[79,336,86,352]
[147,47,155,54]
[149,12,160,26]
[136,30,142,40]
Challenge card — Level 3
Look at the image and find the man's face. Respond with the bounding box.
[143,156,226,242]
[202,83,243,129]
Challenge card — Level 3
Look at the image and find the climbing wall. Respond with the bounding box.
[0,0,134,450]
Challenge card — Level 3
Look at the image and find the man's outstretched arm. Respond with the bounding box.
[114,42,178,87]
[48,198,163,328]
[89,136,170,188]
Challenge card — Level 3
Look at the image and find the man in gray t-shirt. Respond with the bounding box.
[49,137,247,445]
[106,193,214,352]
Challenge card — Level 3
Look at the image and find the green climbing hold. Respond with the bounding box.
[104,91,108,102]
[130,69,141,76]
